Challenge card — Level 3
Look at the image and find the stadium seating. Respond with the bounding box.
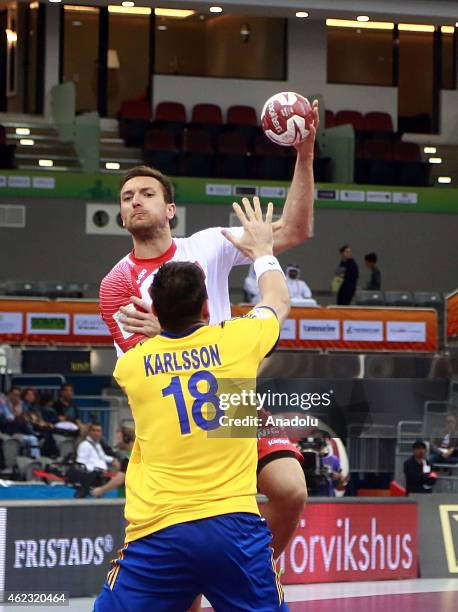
[413,292,443,308]
[118,98,152,147]
[143,128,180,175]
[393,141,430,186]
[250,133,288,180]
[181,129,216,177]
[334,110,365,133]
[217,131,250,179]
[151,102,187,144]
[355,290,385,306]
[325,109,335,128]
[363,112,395,140]
[189,103,223,142]
[226,105,260,142]
[384,291,414,307]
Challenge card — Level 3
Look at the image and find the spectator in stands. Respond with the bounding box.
[21,388,38,412]
[243,264,260,304]
[429,414,458,464]
[91,426,135,498]
[285,264,317,306]
[335,245,359,305]
[404,441,437,494]
[0,387,40,458]
[38,393,59,425]
[53,384,86,435]
[76,423,118,472]
[364,252,381,290]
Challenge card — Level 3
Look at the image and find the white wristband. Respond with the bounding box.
[253,255,284,281]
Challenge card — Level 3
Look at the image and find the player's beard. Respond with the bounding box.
[127,213,170,241]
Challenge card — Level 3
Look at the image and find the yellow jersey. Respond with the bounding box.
[114,306,280,543]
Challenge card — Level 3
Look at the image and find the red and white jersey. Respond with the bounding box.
[100,226,248,356]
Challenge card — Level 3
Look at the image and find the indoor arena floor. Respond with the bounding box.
[9,578,456,611]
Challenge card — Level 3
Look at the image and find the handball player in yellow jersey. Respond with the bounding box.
[94,199,292,611]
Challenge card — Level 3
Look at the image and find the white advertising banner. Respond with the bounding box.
[387,321,426,342]
[343,320,383,342]
[300,319,340,340]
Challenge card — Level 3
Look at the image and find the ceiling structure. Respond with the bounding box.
[29,0,458,24]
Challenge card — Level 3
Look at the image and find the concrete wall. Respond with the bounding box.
[0,197,456,295]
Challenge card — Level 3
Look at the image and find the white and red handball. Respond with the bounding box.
[261,92,313,146]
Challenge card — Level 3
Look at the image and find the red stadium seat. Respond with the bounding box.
[363,140,393,160]
[191,104,223,125]
[118,99,152,146]
[364,112,394,133]
[181,129,216,177]
[393,141,421,161]
[143,129,180,175]
[334,110,364,131]
[155,102,187,123]
[119,99,151,121]
[227,105,258,126]
[217,132,250,179]
[325,109,335,129]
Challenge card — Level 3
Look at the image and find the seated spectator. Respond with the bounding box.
[285,264,317,306]
[243,264,260,304]
[76,423,118,472]
[364,252,381,290]
[21,388,39,413]
[429,414,458,464]
[0,387,40,458]
[53,384,87,435]
[91,426,135,498]
[404,441,437,494]
[38,393,59,425]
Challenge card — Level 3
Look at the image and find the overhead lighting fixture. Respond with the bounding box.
[64,5,99,12]
[424,146,436,154]
[398,24,435,32]
[209,6,223,13]
[20,139,35,146]
[108,5,151,15]
[438,176,451,184]
[48,0,62,3]
[428,157,442,164]
[39,159,54,167]
[72,21,82,26]
[29,2,39,7]
[16,128,30,135]
[326,19,394,30]
[296,12,309,19]
[106,162,121,170]
[6,29,17,44]
[155,8,195,18]
[441,26,455,34]
[357,16,370,22]
[157,25,168,31]
[122,1,135,6]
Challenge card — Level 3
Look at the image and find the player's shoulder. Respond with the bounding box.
[176,227,224,248]
[222,306,278,328]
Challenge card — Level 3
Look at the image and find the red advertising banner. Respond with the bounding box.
[278,502,418,584]
[233,305,438,352]
[0,299,438,351]
[446,290,458,340]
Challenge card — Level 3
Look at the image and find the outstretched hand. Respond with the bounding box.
[294,98,319,158]
[221,197,274,261]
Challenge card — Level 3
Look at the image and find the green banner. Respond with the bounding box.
[0,170,456,213]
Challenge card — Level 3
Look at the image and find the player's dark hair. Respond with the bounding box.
[365,252,378,263]
[412,440,426,450]
[339,244,349,254]
[150,262,208,333]
[120,165,174,204]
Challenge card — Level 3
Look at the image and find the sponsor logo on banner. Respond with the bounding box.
[260,186,286,198]
[317,189,338,200]
[26,313,70,335]
[205,184,232,196]
[8,176,31,188]
[367,191,392,203]
[439,504,458,573]
[280,319,296,340]
[13,534,114,569]
[393,192,418,204]
[73,314,110,336]
[387,321,426,342]
[32,177,56,190]
[279,503,417,584]
[0,312,23,334]
[300,319,340,340]
[343,320,383,341]
[0,176,6,187]
[340,190,365,202]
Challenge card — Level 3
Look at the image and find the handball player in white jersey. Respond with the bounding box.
[100,101,318,568]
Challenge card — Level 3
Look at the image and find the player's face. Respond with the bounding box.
[120,176,176,236]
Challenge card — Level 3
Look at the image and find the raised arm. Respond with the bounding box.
[271,99,319,253]
[221,199,290,325]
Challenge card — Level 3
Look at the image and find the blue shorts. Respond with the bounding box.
[94,512,288,612]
